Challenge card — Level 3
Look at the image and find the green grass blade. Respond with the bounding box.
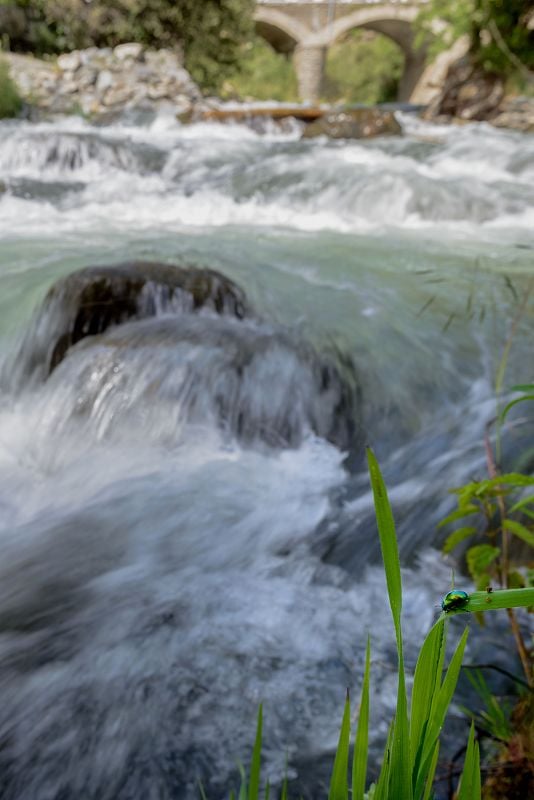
[366,448,403,642]
[264,780,269,800]
[443,587,534,614]
[367,449,411,800]
[388,663,412,800]
[198,780,208,800]
[352,637,371,800]
[457,723,481,800]
[410,619,445,784]
[238,764,247,800]
[248,704,263,800]
[328,692,351,800]
[422,741,440,800]
[373,720,394,800]
[418,626,468,779]
[280,773,288,800]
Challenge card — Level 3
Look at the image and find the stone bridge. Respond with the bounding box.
[254,0,430,102]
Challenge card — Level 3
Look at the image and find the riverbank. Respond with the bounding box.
[3,46,534,135]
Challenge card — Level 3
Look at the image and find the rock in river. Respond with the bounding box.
[302,108,402,140]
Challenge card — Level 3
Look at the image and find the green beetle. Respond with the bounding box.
[441,589,469,613]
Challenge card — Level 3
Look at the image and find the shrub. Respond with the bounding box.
[0,58,22,118]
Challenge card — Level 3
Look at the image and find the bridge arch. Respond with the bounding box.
[252,2,429,103]
[253,8,309,53]
[328,5,419,54]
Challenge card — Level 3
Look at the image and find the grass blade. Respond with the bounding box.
[418,626,468,780]
[328,691,351,800]
[410,618,446,791]
[367,449,411,800]
[366,449,402,642]
[422,741,440,800]
[444,587,534,614]
[373,720,394,800]
[248,704,263,800]
[457,722,481,800]
[352,637,371,800]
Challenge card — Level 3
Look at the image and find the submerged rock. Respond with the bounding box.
[302,108,402,140]
[11,262,248,380]
[49,314,360,452]
[5,262,361,453]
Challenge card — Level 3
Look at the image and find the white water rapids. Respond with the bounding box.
[0,110,533,799]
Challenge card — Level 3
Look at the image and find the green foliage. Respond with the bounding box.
[457,722,481,800]
[323,31,403,105]
[223,31,403,105]
[0,0,254,91]
[352,637,370,800]
[221,38,298,102]
[439,462,534,592]
[0,58,22,118]
[328,692,351,800]
[416,0,534,77]
[462,669,513,741]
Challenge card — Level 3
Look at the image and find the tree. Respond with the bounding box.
[417,0,534,77]
[0,0,254,90]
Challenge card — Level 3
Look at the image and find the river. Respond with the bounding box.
[0,110,532,799]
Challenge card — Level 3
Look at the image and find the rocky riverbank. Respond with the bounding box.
[3,45,533,135]
[423,55,534,133]
[3,45,201,119]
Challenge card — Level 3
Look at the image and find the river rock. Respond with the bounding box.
[423,55,504,122]
[302,108,402,140]
[57,51,82,73]
[38,263,249,372]
[113,43,144,62]
[3,45,202,119]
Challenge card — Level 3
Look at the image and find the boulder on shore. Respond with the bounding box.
[302,108,402,140]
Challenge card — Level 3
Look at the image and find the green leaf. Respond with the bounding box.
[418,627,469,784]
[509,494,534,514]
[466,545,500,580]
[328,692,351,800]
[238,763,247,800]
[457,723,481,800]
[438,506,479,528]
[500,394,534,424]
[442,526,477,554]
[410,619,445,794]
[248,704,263,800]
[445,587,534,614]
[510,383,534,393]
[366,449,411,800]
[422,741,440,800]
[373,720,394,800]
[366,449,403,642]
[280,772,288,800]
[503,518,534,548]
[352,638,371,800]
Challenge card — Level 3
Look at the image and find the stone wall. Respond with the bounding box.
[4,44,202,118]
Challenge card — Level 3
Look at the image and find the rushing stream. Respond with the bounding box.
[0,110,533,799]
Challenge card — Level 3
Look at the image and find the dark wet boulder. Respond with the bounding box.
[302,108,402,140]
[17,262,249,377]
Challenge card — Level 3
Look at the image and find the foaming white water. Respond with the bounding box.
[1,113,533,239]
[0,108,532,797]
